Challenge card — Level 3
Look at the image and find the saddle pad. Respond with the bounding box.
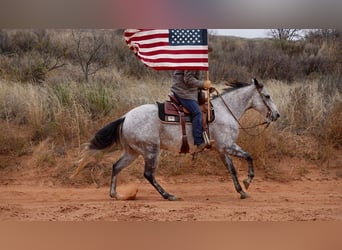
[157,102,192,123]
[157,102,215,123]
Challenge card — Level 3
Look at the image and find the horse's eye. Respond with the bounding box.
[264,95,270,99]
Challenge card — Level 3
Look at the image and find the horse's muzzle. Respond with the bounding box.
[267,111,280,122]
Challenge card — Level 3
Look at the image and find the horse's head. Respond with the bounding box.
[251,78,280,123]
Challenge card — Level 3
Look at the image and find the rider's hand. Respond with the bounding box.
[203,80,211,89]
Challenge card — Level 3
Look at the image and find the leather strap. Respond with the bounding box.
[170,102,189,154]
[179,111,190,154]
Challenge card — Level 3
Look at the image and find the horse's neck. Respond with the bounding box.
[213,86,255,120]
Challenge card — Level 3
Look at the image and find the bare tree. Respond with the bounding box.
[1,29,67,83]
[270,29,302,41]
[71,30,111,82]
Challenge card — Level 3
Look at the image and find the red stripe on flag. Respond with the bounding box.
[139,49,208,57]
[125,34,169,45]
[131,42,170,49]
[153,66,209,70]
[137,56,208,64]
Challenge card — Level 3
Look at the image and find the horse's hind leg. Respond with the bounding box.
[143,152,178,201]
[110,151,138,199]
[221,154,248,199]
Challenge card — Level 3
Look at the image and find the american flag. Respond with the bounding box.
[124,29,208,70]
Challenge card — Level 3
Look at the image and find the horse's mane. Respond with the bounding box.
[221,79,251,94]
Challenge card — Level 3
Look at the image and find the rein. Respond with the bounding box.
[211,87,270,136]
[255,85,273,118]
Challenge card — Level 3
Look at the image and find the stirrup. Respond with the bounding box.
[203,131,212,148]
[203,131,214,149]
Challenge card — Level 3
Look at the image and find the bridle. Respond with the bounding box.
[211,85,272,136]
[255,84,273,122]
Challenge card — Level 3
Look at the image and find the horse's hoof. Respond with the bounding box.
[240,192,248,199]
[167,195,182,201]
[110,193,119,200]
[243,179,250,190]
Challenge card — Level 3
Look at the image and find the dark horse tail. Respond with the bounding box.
[89,117,125,150]
[70,117,125,179]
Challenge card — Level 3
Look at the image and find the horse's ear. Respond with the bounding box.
[252,78,263,89]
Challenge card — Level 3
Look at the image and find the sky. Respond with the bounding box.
[211,29,271,38]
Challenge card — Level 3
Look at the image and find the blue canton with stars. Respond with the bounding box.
[169,29,208,46]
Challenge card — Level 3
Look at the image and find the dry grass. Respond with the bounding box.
[266,79,341,136]
[0,122,31,157]
[32,139,56,168]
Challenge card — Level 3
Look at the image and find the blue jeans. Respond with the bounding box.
[174,95,204,145]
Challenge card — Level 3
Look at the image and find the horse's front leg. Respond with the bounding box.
[226,143,254,190]
[221,143,255,198]
[221,154,248,199]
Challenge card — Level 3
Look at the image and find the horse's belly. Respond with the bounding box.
[160,123,194,151]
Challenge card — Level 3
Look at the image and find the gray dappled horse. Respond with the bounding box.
[72,78,280,200]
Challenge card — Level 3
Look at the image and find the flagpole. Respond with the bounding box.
[206,71,211,121]
[206,29,210,122]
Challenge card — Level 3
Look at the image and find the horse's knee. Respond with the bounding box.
[111,164,119,176]
[143,172,150,179]
[244,153,252,162]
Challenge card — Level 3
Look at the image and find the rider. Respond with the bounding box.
[171,70,212,151]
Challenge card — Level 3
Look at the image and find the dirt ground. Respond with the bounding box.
[1,162,341,221]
